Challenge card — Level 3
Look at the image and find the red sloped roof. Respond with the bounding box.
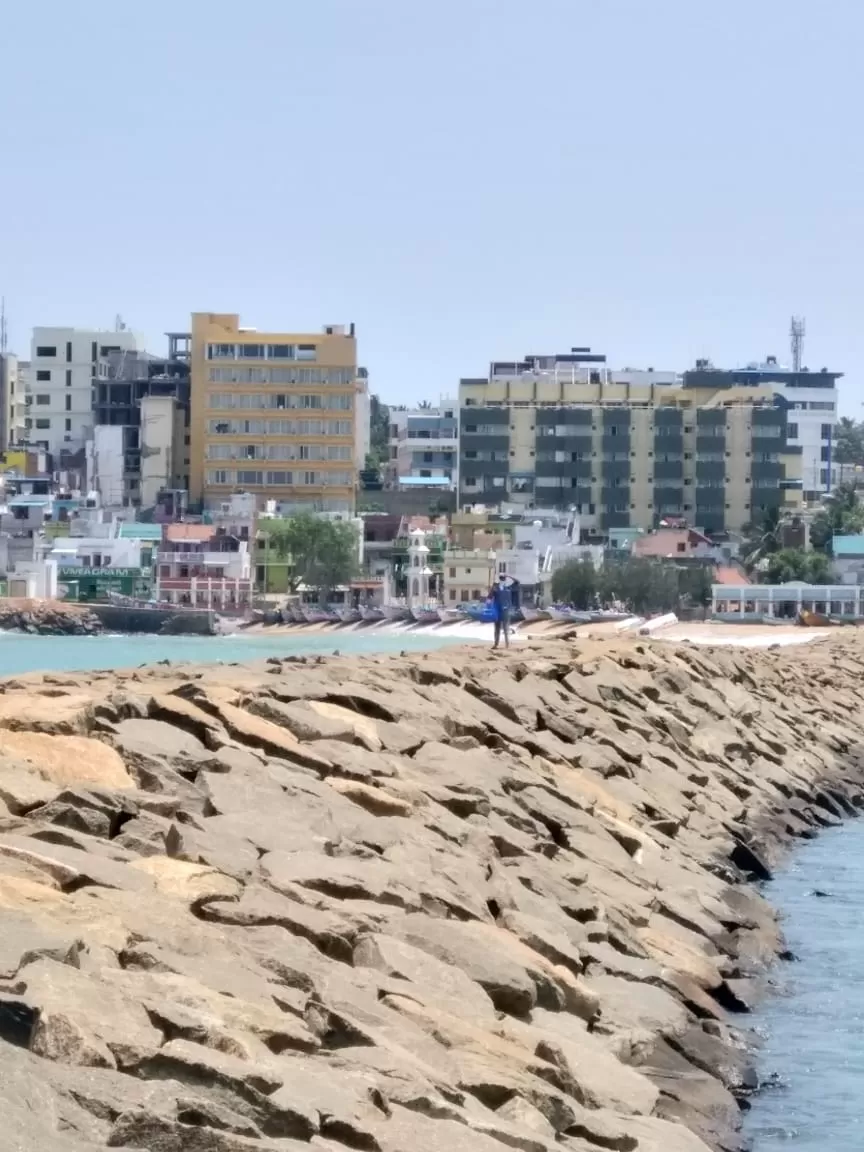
[714,565,750,585]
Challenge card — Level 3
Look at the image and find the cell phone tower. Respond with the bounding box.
[790,315,806,372]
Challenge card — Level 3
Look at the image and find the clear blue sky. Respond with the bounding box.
[3,0,861,411]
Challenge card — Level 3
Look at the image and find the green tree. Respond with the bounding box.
[834,417,864,466]
[368,395,390,471]
[261,513,359,601]
[810,483,864,554]
[763,548,832,585]
[678,565,714,608]
[550,558,597,609]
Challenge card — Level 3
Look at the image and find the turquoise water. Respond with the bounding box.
[746,821,864,1150]
[0,629,476,676]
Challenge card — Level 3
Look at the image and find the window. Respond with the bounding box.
[66,341,72,362]
[821,423,834,440]
[65,394,71,411]
[296,344,317,361]
[91,341,98,362]
[268,344,295,359]
[36,345,56,357]
[821,446,831,462]
[35,394,50,405]
[65,370,72,387]
[35,418,50,429]
[207,470,230,485]
[36,370,51,382]
[239,344,265,359]
[787,423,798,439]
[65,418,71,431]
[237,470,263,485]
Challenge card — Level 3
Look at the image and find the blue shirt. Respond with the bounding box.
[491,584,512,616]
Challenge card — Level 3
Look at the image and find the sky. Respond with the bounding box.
[2,0,862,412]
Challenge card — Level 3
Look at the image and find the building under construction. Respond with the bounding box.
[89,333,191,507]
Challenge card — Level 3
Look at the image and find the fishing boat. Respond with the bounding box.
[410,605,441,625]
[436,607,462,624]
[382,604,410,622]
[359,606,385,624]
[462,602,497,624]
[798,609,838,628]
[336,607,361,625]
[519,606,550,624]
[299,605,334,624]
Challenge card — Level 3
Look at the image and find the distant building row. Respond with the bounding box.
[1,322,841,539]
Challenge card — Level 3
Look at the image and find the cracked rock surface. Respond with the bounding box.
[1,634,863,1151]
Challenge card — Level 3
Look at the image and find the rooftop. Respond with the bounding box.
[165,524,215,543]
[118,523,163,541]
[831,534,864,557]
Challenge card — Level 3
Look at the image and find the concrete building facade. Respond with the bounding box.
[459,349,803,536]
[29,326,144,458]
[681,358,840,504]
[189,313,361,513]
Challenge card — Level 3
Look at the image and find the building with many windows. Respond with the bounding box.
[28,326,145,458]
[458,348,803,536]
[189,313,361,512]
[681,357,841,503]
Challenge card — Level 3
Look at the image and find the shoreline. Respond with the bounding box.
[0,633,861,1151]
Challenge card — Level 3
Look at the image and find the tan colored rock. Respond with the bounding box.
[128,855,241,904]
[0,730,133,790]
[0,693,94,735]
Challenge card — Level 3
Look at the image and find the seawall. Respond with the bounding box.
[88,603,217,634]
[0,634,862,1151]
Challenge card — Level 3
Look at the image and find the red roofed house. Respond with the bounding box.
[156,522,252,612]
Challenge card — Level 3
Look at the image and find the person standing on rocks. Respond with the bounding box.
[490,575,512,650]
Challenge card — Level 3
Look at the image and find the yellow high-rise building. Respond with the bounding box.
[190,313,364,511]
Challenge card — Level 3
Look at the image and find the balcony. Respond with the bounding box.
[696,434,725,454]
[654,459,683,482]
[534,459,591,479]
[460,434,509,453]
[655,432,684,455]
[695,460,725,482]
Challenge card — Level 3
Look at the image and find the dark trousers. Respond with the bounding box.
[493,610,510,647]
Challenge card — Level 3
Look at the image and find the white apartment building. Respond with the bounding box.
[0,354,29,449]
[29,326,144,457]
[387,398,458,486]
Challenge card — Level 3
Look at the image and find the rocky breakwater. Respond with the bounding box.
[0,598,103,635]
[0,637,862,1152]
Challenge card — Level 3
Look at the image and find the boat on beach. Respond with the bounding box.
[300,605,336,625]
[359,606,385,624]
[336,607,361,625]
[519,606,550,624]
[436,607,462,624]
[410,606,441,625]
[382,604,410,623]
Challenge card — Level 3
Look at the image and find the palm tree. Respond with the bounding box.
[741,506,786,571]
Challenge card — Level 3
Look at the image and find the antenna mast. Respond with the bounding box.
[0,297,7,355]
[790,315,806,372]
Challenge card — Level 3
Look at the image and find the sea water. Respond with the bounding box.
[745,820,864,1149]
[0,626,487,677]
